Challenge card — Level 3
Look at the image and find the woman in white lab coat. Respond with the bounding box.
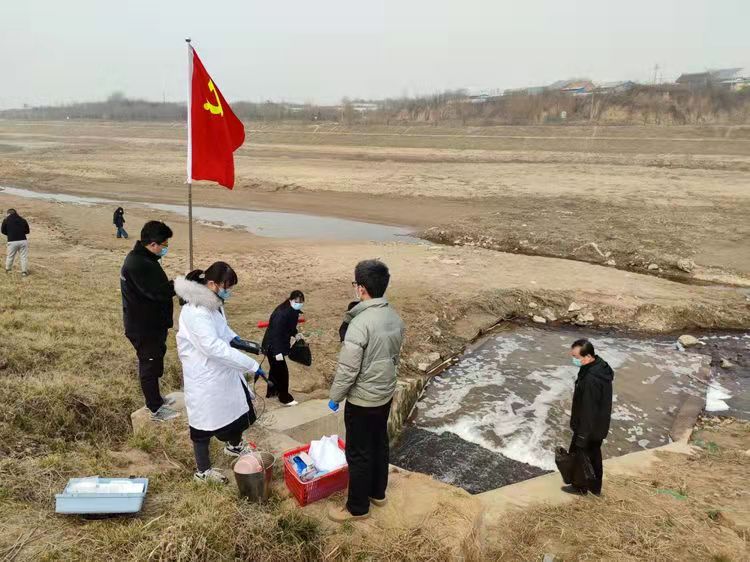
[174,262,266,484]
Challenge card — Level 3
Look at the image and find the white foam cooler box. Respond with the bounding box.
[55,477,149,515]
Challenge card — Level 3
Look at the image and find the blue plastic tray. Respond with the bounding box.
[55,477,149,514]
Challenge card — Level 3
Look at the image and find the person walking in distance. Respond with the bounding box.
[328,260,405,522]
[120,221,178,422]
[565,339,614,496]
[261,290,305,406]
[2,208,30,276]
[113,207,129,239]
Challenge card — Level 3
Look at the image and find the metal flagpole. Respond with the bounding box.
[185,37,194,270]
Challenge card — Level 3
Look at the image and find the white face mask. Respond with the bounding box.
[354,286,361,301]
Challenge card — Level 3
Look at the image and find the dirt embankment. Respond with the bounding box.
[421,194,750,286]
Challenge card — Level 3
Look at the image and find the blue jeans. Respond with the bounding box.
[116,226,129,239]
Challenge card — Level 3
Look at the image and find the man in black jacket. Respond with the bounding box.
[120,221,177,421]
[567,339,614,496]
[2,209,30,275]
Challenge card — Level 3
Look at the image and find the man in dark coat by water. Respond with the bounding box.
[120,221,178,421]
[566,338,614,496]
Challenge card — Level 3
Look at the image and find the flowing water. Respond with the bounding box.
[392,327,713,494]
[0,186,419,242]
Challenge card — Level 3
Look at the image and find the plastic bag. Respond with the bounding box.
[234,454,263,475]
[308,435,346,472]
[288,339,312,366]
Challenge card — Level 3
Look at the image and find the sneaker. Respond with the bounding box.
[328,505,370,523]
[283,400,299,407]
[369,496,387,507]
[161,395,177,407]
[194,468,228,484]
[223,440,256,457]
[21,272,28,277]
[151,405,180,422]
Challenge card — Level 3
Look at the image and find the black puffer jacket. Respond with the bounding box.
[570,355,614,443]
[120,241,175,337]
[113,210,125,228]
[338,301,359,342]
[262,303,300,356]
[1,213,30,242]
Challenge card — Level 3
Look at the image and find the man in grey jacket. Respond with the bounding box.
[328,259,405,522]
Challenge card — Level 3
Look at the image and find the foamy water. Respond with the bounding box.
[410,328,707,471]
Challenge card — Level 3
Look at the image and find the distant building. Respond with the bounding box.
[503,86,546,96]
[676,68,746,90]
[676,72,712,88]
[351,103,380,113]
[546,79,594,95]
[560,80,595,96]
[595,81,636,94]
[465,88,503,103]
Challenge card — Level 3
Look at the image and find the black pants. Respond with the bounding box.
[569,436,603,495]
[127,331,167,413]
[190,407,255,472]
[344,400,392,516]
[268,355,294,404]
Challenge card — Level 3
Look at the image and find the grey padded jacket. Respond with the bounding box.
[329,298,405,407]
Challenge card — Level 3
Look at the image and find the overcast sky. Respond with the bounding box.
[2,0,748,109]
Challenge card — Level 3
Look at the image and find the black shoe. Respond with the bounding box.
[561,485,588,496]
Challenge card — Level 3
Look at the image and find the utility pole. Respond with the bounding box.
[653,64,660,85]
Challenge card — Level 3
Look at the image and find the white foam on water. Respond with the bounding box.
[705,383,732,412]
[418,337,522,420]
[612,404,638,421]
[412,327,714,475]
[424,364,574,471]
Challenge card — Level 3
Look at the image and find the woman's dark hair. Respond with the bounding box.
[279,290,305,309]
[186,261,238,288]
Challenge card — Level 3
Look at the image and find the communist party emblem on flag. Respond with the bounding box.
[187,44,245,189]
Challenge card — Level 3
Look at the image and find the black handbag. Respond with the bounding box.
[555,447,575,484]
[288,339,312,366]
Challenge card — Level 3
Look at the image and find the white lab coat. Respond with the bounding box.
[174,276,260,431]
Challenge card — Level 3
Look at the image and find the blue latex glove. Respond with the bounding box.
[328,400,339,412]
[255,367,267,380]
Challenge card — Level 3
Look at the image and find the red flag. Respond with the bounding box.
[188,45,245,189]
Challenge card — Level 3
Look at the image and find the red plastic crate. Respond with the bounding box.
[283,438,348,506]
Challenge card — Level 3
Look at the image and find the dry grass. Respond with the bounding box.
[0,245,329,561]
[488,420,750,561]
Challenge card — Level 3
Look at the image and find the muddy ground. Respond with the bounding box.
[0,120,749,286]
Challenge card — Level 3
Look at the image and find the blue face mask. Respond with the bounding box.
[159,247,168,257]
[572,358,583,367]
[218,288,232,301]
[291,301,304,311]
